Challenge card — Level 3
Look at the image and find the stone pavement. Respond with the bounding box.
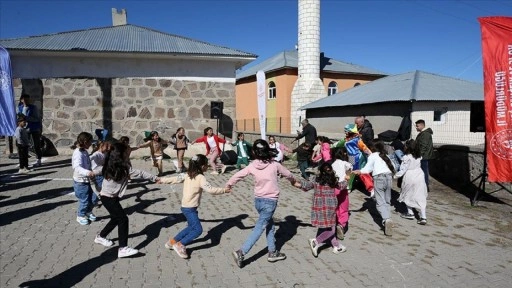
[1,154,511,288]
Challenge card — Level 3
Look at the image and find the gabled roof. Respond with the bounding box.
[236,50,387,80]
[301,70,483,110]
[0,24,257,58]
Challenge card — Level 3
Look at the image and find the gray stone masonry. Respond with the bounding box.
[13,77,235,152]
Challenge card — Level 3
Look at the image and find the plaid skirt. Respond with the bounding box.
[311,189,337,228]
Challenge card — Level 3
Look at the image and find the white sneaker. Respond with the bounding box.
[332,244,347,254]
[210,171,219,175]
[118,247,139,258]
[308,238,319,257]
[76,216,89,225]
[18,168,28,174]
[32,160,42,167]
[94,235,113,247]
[384,219,394,236]
[220,165,227,174]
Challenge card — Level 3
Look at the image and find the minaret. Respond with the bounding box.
[290,0,325,131]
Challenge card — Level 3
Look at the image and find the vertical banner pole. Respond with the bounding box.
[256,70,266,140]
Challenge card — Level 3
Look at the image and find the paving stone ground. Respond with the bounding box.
[1,152,511,288]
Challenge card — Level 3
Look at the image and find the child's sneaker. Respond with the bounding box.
[220,165,227,174]
[86,212,97,221]
[210,171,219,175]
[308,238,319,257]
[76,216,89,225]
[173,242,189,259]
[384,219,394,236]
[94,235,113,247]
[267,250,286,262]
[400,213,415,220]
[335,224,345,240]
[118,247,139,258]
[232,249,244,268]
[332,244,347,254]
[164,239,176,250]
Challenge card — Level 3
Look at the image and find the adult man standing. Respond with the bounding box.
[17,94,43,167]
[355,116,374,145]
[415,119,434,190]
[294,119,317,145]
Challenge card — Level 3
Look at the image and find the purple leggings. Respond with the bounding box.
[315,226,339,247]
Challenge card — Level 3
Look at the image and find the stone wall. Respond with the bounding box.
[13,77,235,156]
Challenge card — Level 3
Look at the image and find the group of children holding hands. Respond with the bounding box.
[69,124,428,266]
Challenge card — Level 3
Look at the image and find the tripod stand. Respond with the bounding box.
[471,141,512,206]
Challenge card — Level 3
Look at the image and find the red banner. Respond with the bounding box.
[479,17,512,182]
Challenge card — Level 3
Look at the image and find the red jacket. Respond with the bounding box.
[194,135,226,154]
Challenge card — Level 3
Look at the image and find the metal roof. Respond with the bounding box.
[236,50,387,80]
[301,70,483,110]
[0,24,257,58]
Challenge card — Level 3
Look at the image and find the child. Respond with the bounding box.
[138,131,166,176]
[191,127,227,174]
[71,132,97,225]
[294,162,347,256]
[169,127,190,173]
[320,136,333,163]
[164,154,230,259]
[268,135,291,163]
[94,142,161,258]
[227,139,297,268]
[14,116,31,174]
[393,139,428,225]
[311,136,323,166]
[90,140,112,194]
[292,142,312,180]
[331,148,353,239]
[232,132,252,170]
[353,140,396,236]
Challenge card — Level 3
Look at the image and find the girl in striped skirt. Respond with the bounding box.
[295,162,347,257]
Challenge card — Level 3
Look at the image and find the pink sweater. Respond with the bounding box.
[227,160,296,200]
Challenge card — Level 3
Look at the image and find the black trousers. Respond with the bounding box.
[99,195,129,247]
[29,130,42,160]
[17,144,29,169]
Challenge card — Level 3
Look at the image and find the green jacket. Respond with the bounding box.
[416,128,434,160]
[232,140,252,158]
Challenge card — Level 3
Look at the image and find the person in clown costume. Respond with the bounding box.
[331,124,374,196]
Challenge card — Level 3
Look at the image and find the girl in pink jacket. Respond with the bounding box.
[227,139,297,268]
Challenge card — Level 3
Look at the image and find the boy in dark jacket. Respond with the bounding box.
[293,142,312,179]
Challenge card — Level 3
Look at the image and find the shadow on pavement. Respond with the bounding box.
[18,247,118,288]
[189,214,252,253]
[0,179,51,193]
[0,200,75,226]
[0,186,71,208]
[275,215,311,251]
[131,213,185,250]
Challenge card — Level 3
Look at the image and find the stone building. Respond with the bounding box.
[0,10,256,155]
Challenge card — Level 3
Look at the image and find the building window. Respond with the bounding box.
[268,81,276,99]
[433,108,447,123]
[327,81,338,96]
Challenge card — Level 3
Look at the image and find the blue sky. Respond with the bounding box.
[1,0,511,83]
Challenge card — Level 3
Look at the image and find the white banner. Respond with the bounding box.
[256,70,266,140]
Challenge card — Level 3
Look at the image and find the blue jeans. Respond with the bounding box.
[241,198,277,255]
[298,160,309,179]
[373,173,392,221]
[74,181,95,217]
[174,207,203,246]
